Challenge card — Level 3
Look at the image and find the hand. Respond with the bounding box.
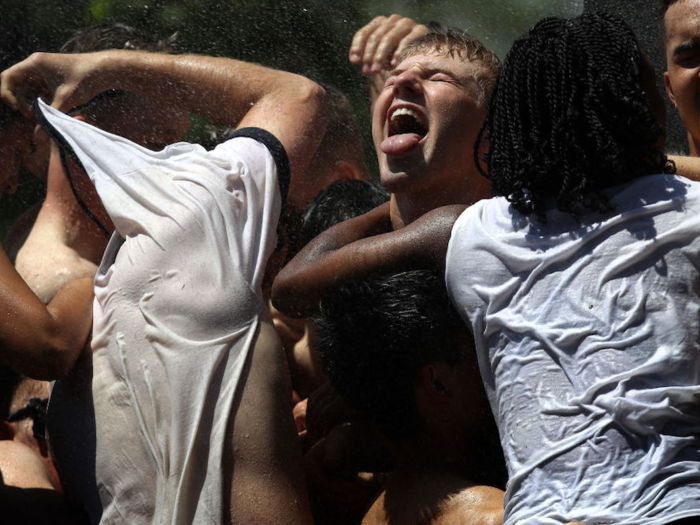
[1,52,109,117]
[349,14,430,75]
[306,380,359,439]
[304,422,387,524]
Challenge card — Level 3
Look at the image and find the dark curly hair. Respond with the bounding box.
[476,13,672,218]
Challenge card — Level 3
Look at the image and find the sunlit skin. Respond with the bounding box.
[372,51,490,228]
[664,0,700,155]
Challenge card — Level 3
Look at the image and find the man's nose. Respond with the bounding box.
[393,69,423,96]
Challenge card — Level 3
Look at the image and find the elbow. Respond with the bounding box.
[270,277,300,319]
[31,336,82,381]
[295,79,328,141]
[271,273,316,319]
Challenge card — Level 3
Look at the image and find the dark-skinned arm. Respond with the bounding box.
[271,203,466,318]
[0,246,93,380]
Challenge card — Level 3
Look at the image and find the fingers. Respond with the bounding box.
[0,52,96,117]
[306,381,357,439]
[1,53,61,117]
[350,14,430,75]
[1,62,36,118]
[293,398,308,433]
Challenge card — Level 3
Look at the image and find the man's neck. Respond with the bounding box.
[39,156,112,260]
[390,190,477,230]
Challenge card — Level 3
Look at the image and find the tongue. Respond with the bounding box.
[380,133,421,156]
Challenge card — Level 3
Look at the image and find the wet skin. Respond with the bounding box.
[665,0,700,155]
[372,51,490,224]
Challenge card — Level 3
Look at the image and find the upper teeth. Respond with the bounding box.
[391,108,420,122]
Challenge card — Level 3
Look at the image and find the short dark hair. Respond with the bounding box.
[478,12,672,218]
[300,179,389,248]
[314,270,467,442]
[399,26,501,107]
[60,23,178,54]
[308,86,369,180]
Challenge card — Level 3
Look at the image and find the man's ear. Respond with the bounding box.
[418,363,453,403]
[476,135,490,174]
[330,161,363,182]
[0,420,15,441]
[664,71,678,108]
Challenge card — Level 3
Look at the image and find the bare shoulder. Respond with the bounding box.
[362,490,387,524]
[0,441,89,523]
[435,485,504,525]
[15,224,99,304]
[0,440,55,490]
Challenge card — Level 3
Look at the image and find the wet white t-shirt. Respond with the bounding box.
[446,174,700,525]
[37,100,286,524]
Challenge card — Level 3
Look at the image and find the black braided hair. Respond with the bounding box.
[476,13,672,218]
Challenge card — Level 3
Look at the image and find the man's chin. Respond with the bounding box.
[380,169,424,194]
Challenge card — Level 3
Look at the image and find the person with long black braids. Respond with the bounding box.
[274,13,700,525]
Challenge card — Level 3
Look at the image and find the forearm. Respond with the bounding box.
[668,154,700,181]
[271,203,463,318]
[0,248,92,379]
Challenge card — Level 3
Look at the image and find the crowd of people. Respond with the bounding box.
[1,2,700,524]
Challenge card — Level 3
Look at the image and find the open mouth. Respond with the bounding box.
[389,108,428,138]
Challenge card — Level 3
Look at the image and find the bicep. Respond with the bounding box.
[236,80,328,187]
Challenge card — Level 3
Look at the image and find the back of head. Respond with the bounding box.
[314,270,466,442]
[60,23,178,54]
[312,86,368,176]
[292,86,370,212]
[60,24,189,151]
[281,179,389,263]
[398,25,501,107]
[300,179,389,247]
[481,13,671,218]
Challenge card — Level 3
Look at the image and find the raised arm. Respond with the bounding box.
[271,203,465,318]
[1,50,327,185]
[350,15,430,112]
[0,247,93,380]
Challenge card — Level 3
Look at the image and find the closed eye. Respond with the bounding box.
[676,52,700,68]
[429,73,453,82]
[673,41,700,68]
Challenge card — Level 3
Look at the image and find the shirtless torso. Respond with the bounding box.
[15,143,111,305]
